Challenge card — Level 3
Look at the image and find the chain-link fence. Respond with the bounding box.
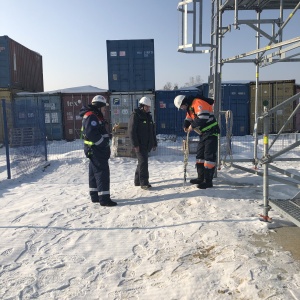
[1,99,47,178]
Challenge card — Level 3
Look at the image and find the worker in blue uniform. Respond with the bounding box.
[80,95,117,206]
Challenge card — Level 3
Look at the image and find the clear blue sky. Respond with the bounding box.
[1,0,300,91]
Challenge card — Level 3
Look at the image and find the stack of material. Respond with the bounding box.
[111,123,136,158]
[10,127,42,147]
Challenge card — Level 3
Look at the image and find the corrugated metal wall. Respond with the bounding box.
[0,36,44,92]
[155,89,204,137]
[13,96,44,128]
[250,80,296,134]
[0,89,13,143]
[14,93,63,140]
[62,92,111,141]
[155,84,250,137]
[220,83,250,136]
[39,94,63,140]
[110,92,155,128]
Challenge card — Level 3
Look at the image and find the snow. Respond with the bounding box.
[0,139,300,300]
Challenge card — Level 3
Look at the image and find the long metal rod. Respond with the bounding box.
[231,163,300,188]
[184,2,188,46]
[1,99,11,179]
[269,164,300,182]
[258,1,300,61]
[253,9,261,166]
[262,112,270,218]
[261,140,300,163]
[222,36,300,63]
[267,92,300,115]
[193,1,196,52]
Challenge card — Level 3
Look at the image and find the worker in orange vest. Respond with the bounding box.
[174,94,220,189]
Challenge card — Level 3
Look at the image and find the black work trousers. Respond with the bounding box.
[134,149,149,186]
[89,156,110,202]
[196,135,218,167]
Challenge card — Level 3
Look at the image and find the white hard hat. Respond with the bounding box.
[91,95,109,106]
[174,95,186,110]
[139,96,151,107]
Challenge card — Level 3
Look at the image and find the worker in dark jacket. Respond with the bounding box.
[128,96,157,190]
[79,95,117,206]
[174,94,220,189]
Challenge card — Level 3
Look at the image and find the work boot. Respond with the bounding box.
[99,195,117,206]
[190,163,204,184]
[197,180,213,189]
[90,193,99,203]
[141,184,152,190]
[197,167,215,189]
[100,199,117,206]
[190,178,204,184]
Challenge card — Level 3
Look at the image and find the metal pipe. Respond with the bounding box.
[262,108,270,218]
[253,9,261,166]
[2,99,11,179]
[184,2,188,46]
[234,0,239,29]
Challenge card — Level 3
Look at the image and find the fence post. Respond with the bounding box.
[1,99,11,179]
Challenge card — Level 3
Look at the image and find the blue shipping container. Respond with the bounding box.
[38,94,63,140]
[220,83,250,136]
[202,82,250,136]
[107,39,155,92]
[155,88,204,137]
[13,97,45,137]
[14,93,63,140]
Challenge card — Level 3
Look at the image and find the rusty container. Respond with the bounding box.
[60,87,110,141]
[0,36,44,92]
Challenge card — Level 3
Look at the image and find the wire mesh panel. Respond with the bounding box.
[8,98,47,177]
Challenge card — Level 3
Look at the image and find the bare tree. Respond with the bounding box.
[195,75,202,84]
[163,76,203,89]
[163,82,173,90]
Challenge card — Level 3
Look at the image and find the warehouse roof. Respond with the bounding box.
[17,85,108,95]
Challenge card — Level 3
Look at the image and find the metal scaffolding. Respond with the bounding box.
[177,0,300,226]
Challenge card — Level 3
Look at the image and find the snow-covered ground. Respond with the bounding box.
[0,139,300,300]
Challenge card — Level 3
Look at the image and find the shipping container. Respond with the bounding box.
[220,83,250,136]
[39,94,63,140]
[110,92,155,130]
[59,86,110,141]
[0,36,43,92]
[0,89,13,143]
[107,39,155,92]
[155,88,205,137]
[250,80,296,134]
[15,92,64,140]
[13,96,45,131]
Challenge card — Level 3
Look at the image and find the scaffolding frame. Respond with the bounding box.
[177,0,300,226]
